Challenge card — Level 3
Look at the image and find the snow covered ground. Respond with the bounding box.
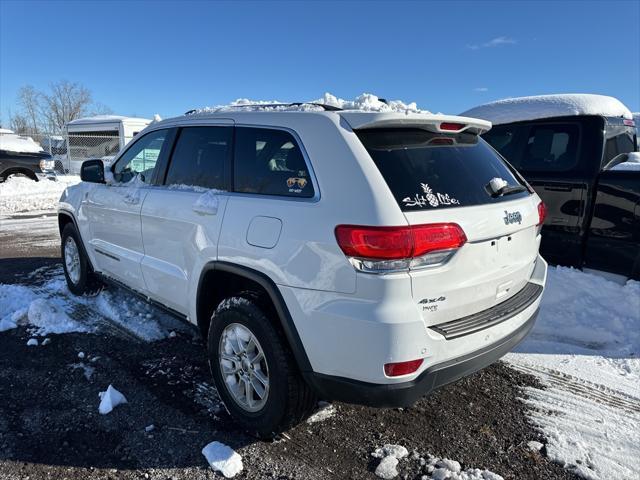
[507,266,640,480]
[0,175,79,215]
[0,265,189,341]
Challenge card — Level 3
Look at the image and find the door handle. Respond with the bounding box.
[544,185,573,192]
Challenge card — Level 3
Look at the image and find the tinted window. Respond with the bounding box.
[165,127,231,189]
[114,129,168,183]
[234,127,314,197]
[356,129,528,212]
[521,124,579,172]
[483,125,519,162]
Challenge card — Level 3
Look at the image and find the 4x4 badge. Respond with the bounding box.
[503,210,522,225]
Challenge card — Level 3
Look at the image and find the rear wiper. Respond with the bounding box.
[492,184,527,197]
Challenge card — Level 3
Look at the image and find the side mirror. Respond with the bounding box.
[80,159,105,183]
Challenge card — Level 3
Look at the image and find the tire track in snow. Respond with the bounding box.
[511,363,640,415]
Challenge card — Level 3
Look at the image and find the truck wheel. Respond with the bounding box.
[208,296,316,438]
[61,223,102,296]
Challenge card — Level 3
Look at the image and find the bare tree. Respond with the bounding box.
[41,80,93,132]
[8,111,29,133]
[8,80,112,134]
[89,101,114,116]
[16,85,41,134]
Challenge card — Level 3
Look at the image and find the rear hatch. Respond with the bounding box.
[354,125,542,326]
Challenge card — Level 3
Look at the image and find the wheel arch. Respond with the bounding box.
[196,261,312,373]
[58,210,96,272]
[0,167,38,181]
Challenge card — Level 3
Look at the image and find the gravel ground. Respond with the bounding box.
[0,216,580,480]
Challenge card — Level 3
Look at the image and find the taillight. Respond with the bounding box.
[623,119,635,127]
[537,201,547,226]
[335,223,467,273]
[439,122,466,131]
[384,359,423,377]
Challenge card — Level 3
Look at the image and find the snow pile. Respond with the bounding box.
[0,133,43,153]
[98,384,127,414]
[519,266,639,356]
[26,338,38,346]
[314,92,423,113]
[192,92,427,115]
[0,267,185,342]
[420,455,504,480]
[372,444,408,479]
[307,401,337,423]
[507,266,640,480]
[28,298,90,335]
[192,189,221,215]
[460,94,632,125]
[0,175,80,214]
[201,441,243,478]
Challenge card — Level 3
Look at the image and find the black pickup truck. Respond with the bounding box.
[481,114,639,279]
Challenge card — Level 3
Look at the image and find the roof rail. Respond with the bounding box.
[184,102,342,115]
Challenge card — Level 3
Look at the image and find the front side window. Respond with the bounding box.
[356,129,528,212]
[234,127,314,198]
[521,124,579,172]
[114,129,168,183]
[164,127,231,189]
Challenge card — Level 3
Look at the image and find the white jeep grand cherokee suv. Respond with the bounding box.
[58,104,547,437]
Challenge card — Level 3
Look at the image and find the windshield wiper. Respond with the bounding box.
[492,184,527,197]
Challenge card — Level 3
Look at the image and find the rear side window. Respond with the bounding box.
[483,125,520,161]
[356,129,528,212]
[234,127,314,198]
[521,124,579,172]
[165,127,231,189]
[603,125,636,164]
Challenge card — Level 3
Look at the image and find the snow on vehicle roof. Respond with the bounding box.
[0,128,15,135]
[153,93,491,134]
[191,92,428,115]
[67,115,151,126]
[0,134,43,154]
[460,94,633,125]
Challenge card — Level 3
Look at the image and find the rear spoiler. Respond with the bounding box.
[339,112,492,135]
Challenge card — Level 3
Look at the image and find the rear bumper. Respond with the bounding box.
[304,306,538,407]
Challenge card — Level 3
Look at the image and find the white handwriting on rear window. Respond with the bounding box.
[402,183,460,208]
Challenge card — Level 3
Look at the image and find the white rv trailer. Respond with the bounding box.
[66,115,151,173]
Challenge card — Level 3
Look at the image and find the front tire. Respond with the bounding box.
[61,223,102,296]
[208,296,316,438]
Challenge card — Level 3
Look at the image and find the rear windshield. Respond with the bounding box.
[356,128,529,211]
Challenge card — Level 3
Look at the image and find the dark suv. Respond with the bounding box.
[0,147,55,182]
[481,113,639,279]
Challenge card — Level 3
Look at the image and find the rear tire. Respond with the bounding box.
[207,296,316,438]
[61,223,102,296]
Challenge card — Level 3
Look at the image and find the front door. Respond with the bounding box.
[83,128,172,293]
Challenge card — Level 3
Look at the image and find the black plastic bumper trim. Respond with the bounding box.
[303,307,538,408]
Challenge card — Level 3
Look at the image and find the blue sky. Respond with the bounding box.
[1,0,639,122]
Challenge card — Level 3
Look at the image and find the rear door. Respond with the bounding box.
[583,120,640,277]
[356,128,541,325]
[140,124,232,314]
